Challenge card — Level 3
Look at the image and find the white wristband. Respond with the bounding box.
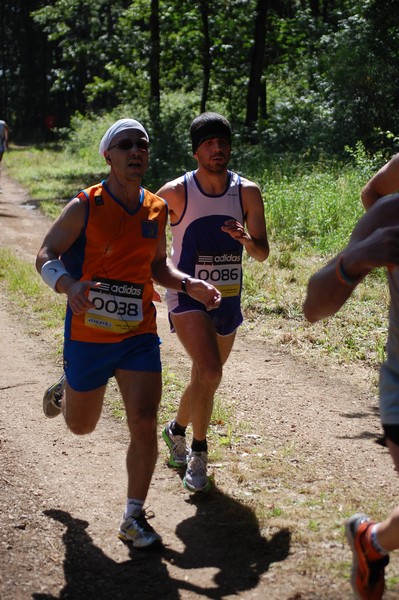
[41,259,70,292]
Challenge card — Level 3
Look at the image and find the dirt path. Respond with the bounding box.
[1,170,399,599]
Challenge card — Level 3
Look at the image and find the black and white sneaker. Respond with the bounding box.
[118,510,162,548]
[43,373,65,418]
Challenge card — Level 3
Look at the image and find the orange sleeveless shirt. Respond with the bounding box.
[62,182,167,343]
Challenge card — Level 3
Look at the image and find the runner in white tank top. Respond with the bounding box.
[157,112,269,492]
[165,168,245,334]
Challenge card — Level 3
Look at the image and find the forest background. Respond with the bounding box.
[2,0,399,157]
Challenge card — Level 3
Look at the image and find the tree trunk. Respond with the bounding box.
[200,0,211,114]
[149,0,160,117]
[245,0,268,128]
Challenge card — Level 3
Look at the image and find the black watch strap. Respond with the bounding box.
[181,277,190,293]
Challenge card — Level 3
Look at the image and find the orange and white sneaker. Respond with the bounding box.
[345,513,389,600]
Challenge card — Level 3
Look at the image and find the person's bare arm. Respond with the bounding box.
[221,179,269,261]
[36,197,99,314]
[36,198,86,271]
[303,194,399,322]
[150,226,221,310]
[361,154,399,210]
[303,253,366,323]
[156,177,185,224]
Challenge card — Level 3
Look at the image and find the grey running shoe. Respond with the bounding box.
[43,373,65,418]
[183,450,211,493]
[118,511,162,548]
[162,421,188,468]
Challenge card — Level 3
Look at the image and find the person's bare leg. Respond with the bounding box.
[116,369,161,500]
[63,380,106,434]
[375,506,399,552]
[171,311,236,440]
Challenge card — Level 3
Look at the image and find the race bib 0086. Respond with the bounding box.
[194,251,242,297]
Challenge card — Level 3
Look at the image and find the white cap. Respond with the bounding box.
[98,118,149,156]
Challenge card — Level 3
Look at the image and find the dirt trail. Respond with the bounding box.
[1,169,399,599]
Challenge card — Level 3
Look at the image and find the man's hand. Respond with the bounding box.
[347,225,399,275]
[186,278,222,310]
[59,278,101,315]
[221,219,250,244]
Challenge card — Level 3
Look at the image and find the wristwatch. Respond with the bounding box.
[181,277,191,293]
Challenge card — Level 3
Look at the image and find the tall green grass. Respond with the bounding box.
[264,168,363,252]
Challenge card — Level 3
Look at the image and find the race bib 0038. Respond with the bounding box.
[85,277,144,333]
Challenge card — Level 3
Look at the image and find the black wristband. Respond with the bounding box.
[181,277,191,293]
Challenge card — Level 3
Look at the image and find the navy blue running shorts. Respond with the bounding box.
[169,306,242,336]
[63,333,161,391]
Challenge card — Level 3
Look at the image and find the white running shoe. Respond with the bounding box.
[183,450,211,493]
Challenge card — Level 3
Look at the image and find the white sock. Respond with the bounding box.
[125,498,144,519]
[371,524,389,555]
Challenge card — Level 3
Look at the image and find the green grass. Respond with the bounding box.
[263,167,365,252]
[0,248,65,340]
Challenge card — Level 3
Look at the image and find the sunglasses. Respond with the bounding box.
[108,138,149,151]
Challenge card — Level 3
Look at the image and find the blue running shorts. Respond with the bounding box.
[169,305,242,337]
[63,333,161,391]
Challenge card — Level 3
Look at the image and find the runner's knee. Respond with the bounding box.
[126,409,158,437]
[65,418,97,435]
[194,362,223,389]
[64,410,101,435]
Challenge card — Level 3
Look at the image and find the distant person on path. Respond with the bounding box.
[36,118,221,548]
[0,119,9,191]
[157,112,269,493]
[302,193,399,599]
[0,119,9,164]
[361,153,399,210]
[44,114,57,141]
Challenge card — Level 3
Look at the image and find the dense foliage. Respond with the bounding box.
[6,113,386,256]
[2,0,399,155]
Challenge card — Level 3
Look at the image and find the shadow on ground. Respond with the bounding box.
[32,488,290,600]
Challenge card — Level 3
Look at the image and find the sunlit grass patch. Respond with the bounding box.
[0,248,65,332]
[6,145,106,218]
